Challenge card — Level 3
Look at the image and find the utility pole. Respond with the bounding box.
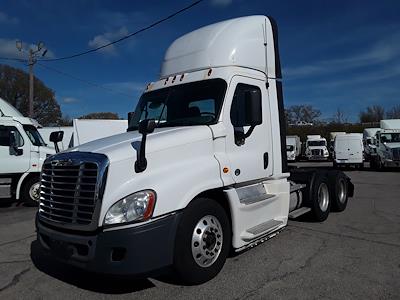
[16,41,47,118]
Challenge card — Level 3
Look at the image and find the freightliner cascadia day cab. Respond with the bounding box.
[305,135,329,160]
[286,135,301,161]
[0,98,55,204]
[333,133,364,168]
[36,16,354,284]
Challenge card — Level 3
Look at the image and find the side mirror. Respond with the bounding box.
[49,130,64,153]
[244,90,262,127]
[138,119,156,134]
[128,111,135,121]
[135,119,156,173]
[9,131,23,156]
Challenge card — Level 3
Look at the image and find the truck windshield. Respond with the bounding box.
[380,133,400,143]
[128,79,227,131]
[308,140,326,147]
[286,145,294,151]
[23,125,46,146]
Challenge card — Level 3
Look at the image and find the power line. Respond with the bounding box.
[40,0,204,62]
[37,62,135,99]
[0,56,26,62]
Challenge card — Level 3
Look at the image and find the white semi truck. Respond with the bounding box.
[0,98,56,204]
[286,135,301,161]
[305,135,329,160]
[362,128,379,161]
[371,119,400,169]
[36,16,354,284]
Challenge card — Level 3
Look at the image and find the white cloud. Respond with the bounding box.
[88,27,130,55]
[63,97,80,104]
[0,11,19,25]
[0,38,55,59]
[210,0,233,6]
[284,32,400,79]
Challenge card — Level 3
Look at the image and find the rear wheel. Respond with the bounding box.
[173,198,231,285]
[307,174,331,221]
[328,171,348,212]
[21,175,41,206]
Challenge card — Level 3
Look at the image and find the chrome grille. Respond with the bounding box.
[38,152,109,231]
[393,148,400,161]
[311,149,322,156]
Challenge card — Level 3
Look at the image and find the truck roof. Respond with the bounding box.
[363,128,380,138]
[0,98,23,117]
[161,16,280,79]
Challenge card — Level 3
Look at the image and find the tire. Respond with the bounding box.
[21,175,41,206]
[306,173,331,222]
[328,171,348,212]
[173,197,231,285]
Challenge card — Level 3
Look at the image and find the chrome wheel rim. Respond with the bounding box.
[318,183,329,212]
[29,182,41,202]
[338,179,347,204]
[191,215,223,268]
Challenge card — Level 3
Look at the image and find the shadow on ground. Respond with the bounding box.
[30,240,156,294]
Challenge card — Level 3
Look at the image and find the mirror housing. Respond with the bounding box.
[127,111,135,122]
[9,131,23,156]
[135,119,156,173]
[49,131,64,153]
[244,90,262,127]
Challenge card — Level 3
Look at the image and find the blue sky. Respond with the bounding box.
[0,0,399,122]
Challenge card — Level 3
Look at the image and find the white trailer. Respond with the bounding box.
[305,135,329,160]
[371,119,400,169]
[0,98,55,204]
[286,135,301,161]
[36,16,353,284]
[333,133,364,168]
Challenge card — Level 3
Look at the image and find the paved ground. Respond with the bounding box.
[1,162,399,299]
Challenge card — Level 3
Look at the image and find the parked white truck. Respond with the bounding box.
[0,98,55,204]
[39,119,128,151]
[286,135,301,161]
[333,133,364,168]
[363,128,379,161]
[36,16,353,284]
[305,135,329,160]
[371,119,400,169]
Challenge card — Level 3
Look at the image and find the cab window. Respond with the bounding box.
[0,126,24,147]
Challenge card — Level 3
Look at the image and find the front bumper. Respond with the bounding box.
[307,155,328,161]
[382,159,400,167]
[36,212,182,276]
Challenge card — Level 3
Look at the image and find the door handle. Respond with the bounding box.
[263,152,269,169]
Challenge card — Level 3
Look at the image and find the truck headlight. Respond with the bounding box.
[104,190,156,225]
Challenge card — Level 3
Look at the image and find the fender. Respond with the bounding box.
[16,172,40,200]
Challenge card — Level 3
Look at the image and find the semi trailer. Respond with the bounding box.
[0,98,56,205]
[36,16,354,284]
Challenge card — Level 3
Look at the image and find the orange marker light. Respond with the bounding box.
[223,167,229,174]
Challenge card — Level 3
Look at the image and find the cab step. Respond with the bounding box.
[288,207,311,219]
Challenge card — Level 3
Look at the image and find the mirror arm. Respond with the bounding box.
[243,125,256,139]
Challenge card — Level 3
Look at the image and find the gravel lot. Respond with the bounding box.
[1,162,399,299]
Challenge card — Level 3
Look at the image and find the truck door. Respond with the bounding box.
[224,76,273,183]
[0,125,30,173]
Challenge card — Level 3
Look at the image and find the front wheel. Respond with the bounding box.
[21,175,41,206]
[173,198,231,285]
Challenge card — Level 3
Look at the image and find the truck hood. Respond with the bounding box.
[68,126,213,163]
[384,143,400,149]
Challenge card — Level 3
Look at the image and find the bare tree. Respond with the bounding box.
[287,105,321,124]
[386,105,400,119]
[333,108,348,124]
[359,105,385,123]
[79,112,120,120]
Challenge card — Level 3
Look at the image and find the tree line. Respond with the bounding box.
[0,64,120,126]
